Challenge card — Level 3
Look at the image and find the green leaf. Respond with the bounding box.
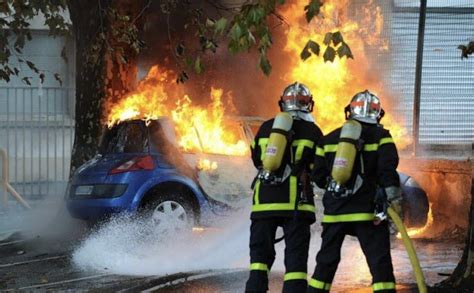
[259,54,272,75]
[259,33,272,49]
[21,77,31,86]
[176,71,189,83]
[0,70,10,82]
[54,73,63,86]
[26,60,39,74]
[194,56,203,74]
[300,40,320,61]
[248,6,265,24]
[304,0,322,23]
[337,42,354,59]
[307,40,320,55]
[205,40,217,53]
[214,17,228,35]
[229,23,242,41]
[332,31,344,46]
[185,57,194,67]
[323,32,332,46]
[205,18,215,28]
[323,46,336,62]
[300,47,311,61]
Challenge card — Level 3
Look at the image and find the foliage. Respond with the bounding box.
[163,0,350,80]
[84,3,144,69]
[1,0,351,84]
[0,0,71,85]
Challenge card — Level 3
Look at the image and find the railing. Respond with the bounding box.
[1,148,31,209]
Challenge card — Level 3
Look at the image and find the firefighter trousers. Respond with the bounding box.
[245,217,312,293]
[308,221,395,293]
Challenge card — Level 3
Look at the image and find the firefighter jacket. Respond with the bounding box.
[250,117,323,222]
[312,122,400,223]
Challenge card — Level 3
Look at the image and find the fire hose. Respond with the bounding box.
[387,206,427,293]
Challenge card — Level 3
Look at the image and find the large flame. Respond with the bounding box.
[282,0,411,148]
[106,0,411,157]
[106,66,248,156]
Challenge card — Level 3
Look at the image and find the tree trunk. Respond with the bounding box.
[68,0,110,174]
[436,178,474,291]
[67,0,142,175]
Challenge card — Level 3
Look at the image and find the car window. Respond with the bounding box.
[100,122,149,154]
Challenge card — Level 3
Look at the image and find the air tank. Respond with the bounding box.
[262,112,293,172]
[331,119,362,185]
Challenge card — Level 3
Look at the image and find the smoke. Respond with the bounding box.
[0,185,87,251]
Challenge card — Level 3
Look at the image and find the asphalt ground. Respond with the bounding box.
[0,230,461,292]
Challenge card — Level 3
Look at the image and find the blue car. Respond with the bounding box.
[66,119,234,230]
[67,118,429,230]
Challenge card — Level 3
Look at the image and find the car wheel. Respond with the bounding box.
[144,191,196,234]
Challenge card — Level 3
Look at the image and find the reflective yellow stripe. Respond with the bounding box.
[284,272,307,281]
[290,176,297,206]
[250,262,268,271]
[251,140,256,149]
[252,176,315,213]
[379,137,394,145]
[292,139,314,148]
[315,147,325,157]
[252,203,293,212]
[292,139,315,161]
[373,282,396,291]
[258,138,269,161]
[324,144,338,153]
[308,278,331,290]
[364,143,378,151]
[254,180,261,205]
[298,204,316,212]
[324,137,394,154]
[252,203,315,212]
[322,213,375,223]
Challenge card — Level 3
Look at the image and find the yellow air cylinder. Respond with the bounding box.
[262,112,293,172]
[331,119,362,185]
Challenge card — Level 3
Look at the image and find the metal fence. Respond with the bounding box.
[386,0,474,154]
[0,86,74,199]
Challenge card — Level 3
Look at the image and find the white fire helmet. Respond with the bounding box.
[279,82,314,113]
[345,90,385,124]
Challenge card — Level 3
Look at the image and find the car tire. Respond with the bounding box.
[142,190,196,234]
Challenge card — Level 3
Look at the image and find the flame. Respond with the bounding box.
[397,203,434,239]
[106,66,248,156]
[198,158,218,171]
[282,0,411,149]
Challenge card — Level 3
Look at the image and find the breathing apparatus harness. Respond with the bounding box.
[325,118,366,200]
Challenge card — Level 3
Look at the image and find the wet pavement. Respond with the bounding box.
[0,227,464,292]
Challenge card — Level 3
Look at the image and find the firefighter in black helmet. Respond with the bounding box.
[245,82,323,292]
[308,90,401,293]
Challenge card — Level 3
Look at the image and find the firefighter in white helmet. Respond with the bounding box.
[245,82,323,292]
[308,90,401,293]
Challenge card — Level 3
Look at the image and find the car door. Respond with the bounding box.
[181,117,262,207]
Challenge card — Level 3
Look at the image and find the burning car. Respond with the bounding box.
[66,117,258,230]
